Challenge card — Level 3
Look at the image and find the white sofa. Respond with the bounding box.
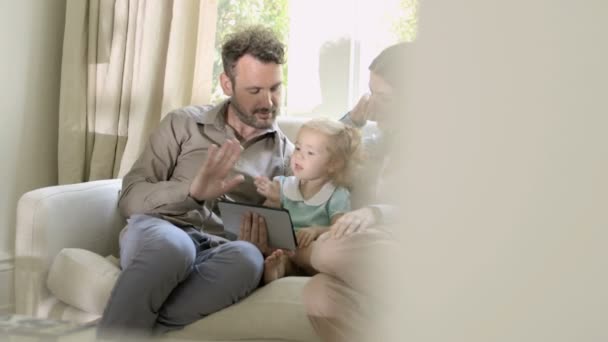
[14,116,321,341]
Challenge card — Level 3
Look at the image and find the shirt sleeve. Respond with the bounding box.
[118,112,203,218]
[339,111,366,128]
[272,175,286,206]
[327,187,352,220]
[368,204,397,225]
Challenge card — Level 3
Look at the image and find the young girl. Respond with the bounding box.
[254,118,362,283]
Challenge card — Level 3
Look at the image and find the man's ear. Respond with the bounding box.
[220,72,234,96]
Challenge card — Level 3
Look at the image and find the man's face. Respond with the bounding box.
[221,54,283,129]
[368,71,397,131]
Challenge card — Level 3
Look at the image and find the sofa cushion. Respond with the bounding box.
[168,276,318,342]
[46,248,120,315]
[46,248,318,341]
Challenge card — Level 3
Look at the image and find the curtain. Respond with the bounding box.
[57,0,218,184]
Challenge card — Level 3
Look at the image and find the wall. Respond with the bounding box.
[0,0,66,313]
[389,1,608,341]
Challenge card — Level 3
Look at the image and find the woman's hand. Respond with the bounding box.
[323,207,378,240]
[296,226,328,247]
[348,93,375,126]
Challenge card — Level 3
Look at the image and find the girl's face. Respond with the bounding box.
[291,128,333,182]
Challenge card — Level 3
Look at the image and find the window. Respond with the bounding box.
[211,0,417,117]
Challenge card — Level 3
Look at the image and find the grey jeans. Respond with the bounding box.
[98,214,263,338]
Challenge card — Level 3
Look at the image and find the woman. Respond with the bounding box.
[302,42,408,342]
[240,42,409,342]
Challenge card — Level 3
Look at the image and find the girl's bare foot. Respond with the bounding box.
[263,250,288,284]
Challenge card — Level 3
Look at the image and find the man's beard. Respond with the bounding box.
[230,97,279,129]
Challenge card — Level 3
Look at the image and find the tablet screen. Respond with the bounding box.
[218,201,298,250]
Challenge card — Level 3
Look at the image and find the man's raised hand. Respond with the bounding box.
[189,139,244,202]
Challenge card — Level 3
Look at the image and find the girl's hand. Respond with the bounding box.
[254,176,281,203]
[296,226,328,247]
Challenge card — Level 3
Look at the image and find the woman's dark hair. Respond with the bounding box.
[369,42,408,90]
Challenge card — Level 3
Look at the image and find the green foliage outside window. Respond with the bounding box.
[393,0,418,42]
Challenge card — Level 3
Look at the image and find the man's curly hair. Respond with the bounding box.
[221,25,286,80]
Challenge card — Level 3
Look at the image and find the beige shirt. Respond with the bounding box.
[118,100,293,234]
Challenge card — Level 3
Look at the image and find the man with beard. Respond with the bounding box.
[98,26,293,339]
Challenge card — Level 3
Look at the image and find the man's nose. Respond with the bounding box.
[260,90,273,108]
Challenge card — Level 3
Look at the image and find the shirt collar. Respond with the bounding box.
[282,176,337,206]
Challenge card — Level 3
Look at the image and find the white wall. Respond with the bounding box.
[0,0,66,313]
[390,1,608,341]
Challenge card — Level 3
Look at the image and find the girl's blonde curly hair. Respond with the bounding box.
[299,118,363,188]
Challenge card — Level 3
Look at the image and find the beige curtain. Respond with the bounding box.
[57,0,218,184]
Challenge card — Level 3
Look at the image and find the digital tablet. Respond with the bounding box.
[218,201,298,251]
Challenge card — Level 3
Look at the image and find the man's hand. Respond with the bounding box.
[321,207,378,240]
[254,176,281,203]
[189,139,244,201]
[296,226,328,247]
[348,93,375,126]
[239,212,272,256]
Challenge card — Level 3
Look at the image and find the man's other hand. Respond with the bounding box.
[239,212,272,256]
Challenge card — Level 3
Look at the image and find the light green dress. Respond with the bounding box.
[274,176,351,230]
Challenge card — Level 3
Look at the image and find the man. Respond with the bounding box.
[98,26,292,338]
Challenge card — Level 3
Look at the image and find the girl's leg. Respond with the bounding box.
[289,244,317,275]
[263,244,319,284]
[263,249,297,284]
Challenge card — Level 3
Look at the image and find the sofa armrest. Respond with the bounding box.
[14,179,125,316]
